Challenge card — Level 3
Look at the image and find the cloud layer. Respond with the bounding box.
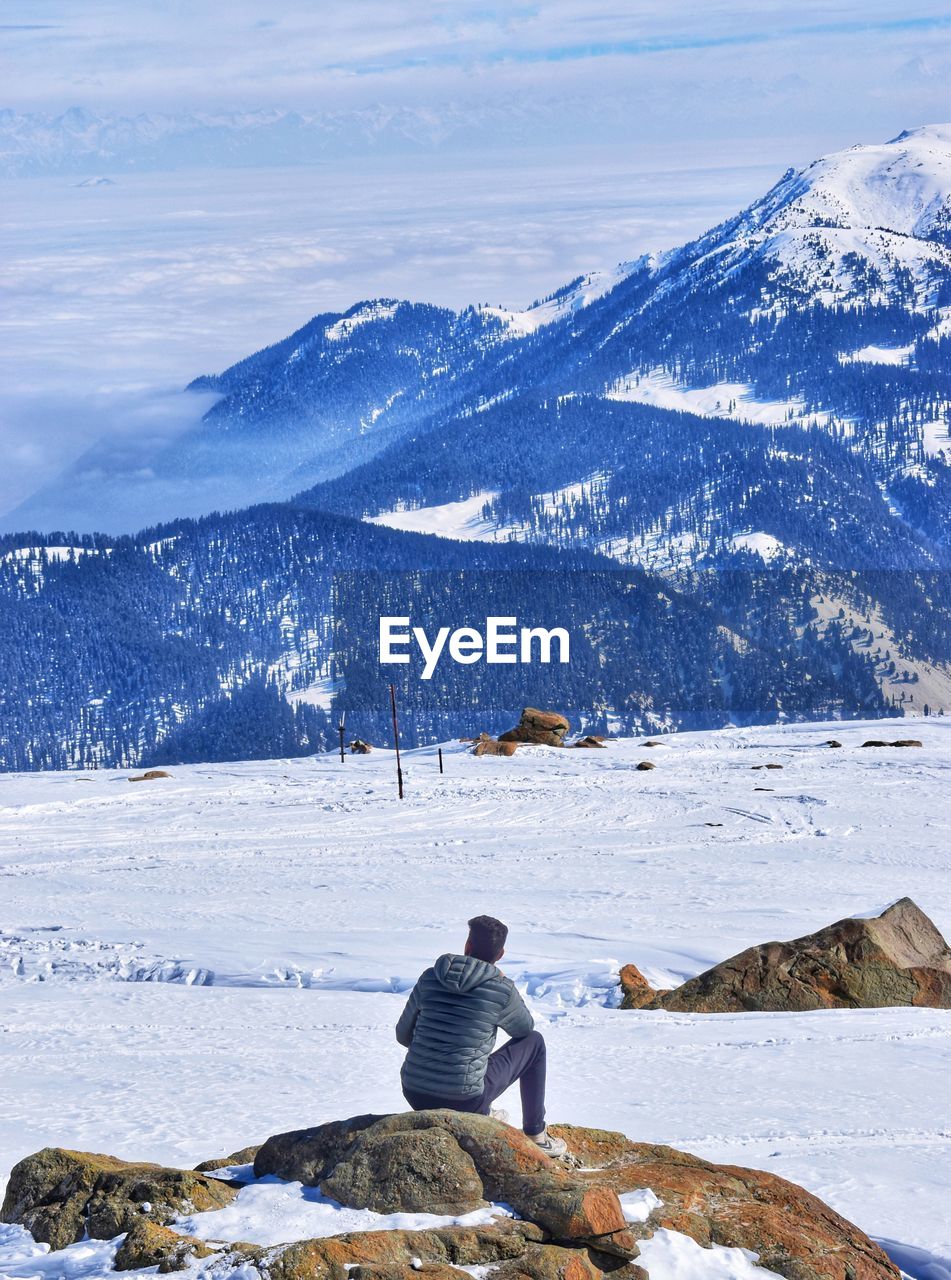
[0,146,777,521]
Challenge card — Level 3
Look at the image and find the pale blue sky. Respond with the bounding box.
[1,1,949,160]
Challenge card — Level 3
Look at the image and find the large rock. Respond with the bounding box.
[554,1125,897,1280]
[632,898,951,1013]
[0,1147,237,1250]
[4,1114,898,1280]
[473,737,519,757]
[256,1111,633,1253]
[114,1219,215,1273]
[267,1219,546,1280]
[253,1112,382,1184]
[500,708,570,747]
[321,1127,485,1214]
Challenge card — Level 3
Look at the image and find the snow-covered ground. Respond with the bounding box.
[478,261,639,336]
[1,718,950,1277]
[604,368,832,427]
[367,491,501,540]
[838,343,914,366]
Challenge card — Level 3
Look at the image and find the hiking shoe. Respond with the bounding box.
[490,1108,510,1125]
[528,1128,568,1158]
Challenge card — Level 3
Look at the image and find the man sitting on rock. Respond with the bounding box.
[396,914,567,1156]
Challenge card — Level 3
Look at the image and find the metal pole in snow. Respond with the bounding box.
[389,683,404,799]
[438,747,444,775]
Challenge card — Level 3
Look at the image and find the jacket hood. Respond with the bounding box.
[433,952,500,993]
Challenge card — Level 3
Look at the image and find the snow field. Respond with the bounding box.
[0,718,949,1276]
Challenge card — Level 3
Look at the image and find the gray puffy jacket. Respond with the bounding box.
[396,953,534,1098]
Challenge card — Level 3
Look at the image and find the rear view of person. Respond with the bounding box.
[396,914,566,1156]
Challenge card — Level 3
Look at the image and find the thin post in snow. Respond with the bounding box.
[389,683,404,800]
[438,747,444,775]
[338,709,347,764]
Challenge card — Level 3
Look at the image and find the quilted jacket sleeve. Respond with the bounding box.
[395,983,421,1046]
[496,979,534,1039]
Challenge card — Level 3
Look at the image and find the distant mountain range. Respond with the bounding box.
[0,104,550,178]
[3,126,950,768]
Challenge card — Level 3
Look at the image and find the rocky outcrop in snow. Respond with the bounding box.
[473,735,519,757]
[0,1147,236,1252]
[499,708,571,747]
[623,898,951,1013]
[2,1112,902,1280]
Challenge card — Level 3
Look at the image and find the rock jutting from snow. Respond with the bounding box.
[114,1219,215,1272]
[635,761,655,771]
[618,963,671,1010]
[860,739,923,748]
[3,1112,900,1280]
[193,1143,262,1173]
[473,737,519,757]
[254,1111,632,1249]
[129,769,172,782]
[555,1124,898,1280]
[0,1147,237,1251]
[499,708,570,747]
[622,898,951,1013]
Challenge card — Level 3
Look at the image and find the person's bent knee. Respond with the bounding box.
[516,1029,545,1054]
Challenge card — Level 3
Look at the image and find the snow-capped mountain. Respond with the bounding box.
[754,125,951,247]
[170,127,951,528]
[291,128,951,572]
[15,125,951,539]
[649,123,951,308]
[3,126,951,769]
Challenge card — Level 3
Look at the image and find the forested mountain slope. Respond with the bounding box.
[0,507,904,770]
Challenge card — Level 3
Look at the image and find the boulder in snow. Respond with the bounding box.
[114,1219,215,1272]
[499,709,570,747]
[631,898,951,1013]
[255,1110,632,1251]
[4,1114,901,1280]
[0,1147,236,1251]
[473,738,518,757]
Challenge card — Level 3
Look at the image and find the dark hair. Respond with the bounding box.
[467,915,508,963]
